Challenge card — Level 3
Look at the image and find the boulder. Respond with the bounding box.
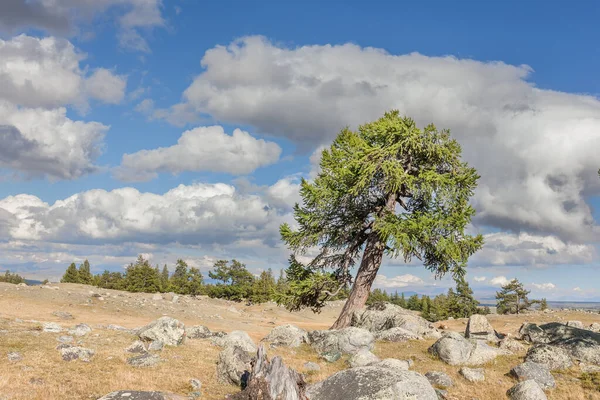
[375,327,421,342]
[308,327,374,355]
[467,341,501,366]
[60,346,94,362]
[98,391,187,400]
[216,345,253,386]
[348,349,380,368]
[424,371,454,388]
[262,324,308,348]
[7,352,22,362]
[465,315,498,342]
[227,345,307,400]
[57,335,74,344]
[52,311,74,320]
[212,331,257,353]
[351,303,440,339]
[500,337,527,353]
[517,323,548,344]
[186,325,213,339]
[459,367,484,382]
[566,320,584,329]
[509,362,555,390]
[428,332,473,366]
[525,344,572,370]
[306,366,438,400]
[127,353,160,367]
[536,322,600,365]
[148,340,164,351]
[125,341,148,354]
[137,317,185,346]
[43,322,62,333]
[507,380,547,400]
[589,323,600,333]
[373,358,412,373]
[68,323,92,337]
[304,362,321,372]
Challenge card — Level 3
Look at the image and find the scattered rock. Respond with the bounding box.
[52,311,74,320]
[107,324,133,333]
[262,324,308,348]
[428,332,473,366]
[212,330,257,353]
[148,340,164,351]
[320,351,341,363]
[525,344,573,370]
[467,341,501,366]
[216,345,252,385]
[375,327,421,342]
[172,295,179,304]
[304,362,321,371]
[190,378,201,391]
[68,323,92,337]
[536,322,600,365]
[152,293,163,301]
[509,362,555,390]
[566,320,584,329]
[60,346,95,362]
[425,371,454,388]
[465,315,498,342]
[348,349,380,368]
[517,323,549,344]
[127,353,160,367]
[29,377,45,386]
[125,341,148,354]
[351,303,440,339]
[137,317,185,347]
[500,337,527,353]
[459,367,485,382]
[57,335,74,343]
[306,366,438,400]
[43,322,62,333]
[56,343,72,350]
[507,380,547,400]
[308,327,375,355]
[98,391,187,400]
[373,358,412,373]
[589,323,600,333]
[187,325,213,339]
[7,352,22,362]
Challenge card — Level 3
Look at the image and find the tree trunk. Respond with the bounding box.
[330,231,386,329]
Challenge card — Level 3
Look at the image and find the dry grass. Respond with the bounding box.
[2,282,600,399]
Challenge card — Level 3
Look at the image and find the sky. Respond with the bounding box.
[1,0,600,301]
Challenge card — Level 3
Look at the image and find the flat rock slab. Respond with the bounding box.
[510,362,555,390]
[98,391,188,400]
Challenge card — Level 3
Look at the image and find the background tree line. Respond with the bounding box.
[0,270,26,284]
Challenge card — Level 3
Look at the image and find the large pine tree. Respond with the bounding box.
[281,111,483,328]
[496,279,531,315]
[61,263,80,283]
[78,260,93,285]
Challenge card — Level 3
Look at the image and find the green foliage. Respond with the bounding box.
[78,260,93,284]
[540,298,548,311]
[496,278,532,315]
[249,269,276,304]
[407,294,422,311]
[448,276,479,318]
[124,256,161,293]
[160,265,170,292]
[61,263,80,283]
[208,259,254,301]
[581,372,600,392]
[280,111,483,312]
[366,288,391,305]
[95,270,125,290]
[0,270,26,284]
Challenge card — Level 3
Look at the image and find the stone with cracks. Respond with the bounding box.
[137,317,185,347]
[262,325,309,348]
[60,346,95,362]
[43,322,62,333]
[306,366,438,400]
[127,353,160,367]
[517,323,549,344]
[125,341,148,354]
[186,325,213,339]
[98,391,187,400]
[428,332,473,366]
[589,323,600,333]
[507,380,548,400]
[425,371,454,388]
[373,358,412,373]
[212,331,257,353]
[68,323,92,337]
[348,349,380,368]
[216,345,253,386]
[566,321,584,329]
[467,341,501,366]
[500,337,527,353]
[375,327,421,342]
[535,322,600,366]
[465,315,498,342]
[525,344,572,370]
[509,362,555,390]
[459,367,484,382]
[228,345,307,400]
[351,303,440,339]
[308,327,374,355]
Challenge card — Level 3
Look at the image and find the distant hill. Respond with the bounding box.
[25,279,44,286]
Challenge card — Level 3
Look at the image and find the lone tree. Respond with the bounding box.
[280,111,483,329]
[496,278,531,315]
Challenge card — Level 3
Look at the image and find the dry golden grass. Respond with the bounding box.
[1,282,600,399]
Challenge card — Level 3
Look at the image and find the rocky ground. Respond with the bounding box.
[1,282,600,400]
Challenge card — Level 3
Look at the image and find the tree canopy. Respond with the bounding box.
[496,278,532,315]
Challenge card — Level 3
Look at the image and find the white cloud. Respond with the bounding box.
[573,287,582,292]
[490,276,510,286]
[473,232,595,267]
[165,36,600,242]
[473,276,486,282]
[114,126,282,181]
[265,176,302,211]
[374,274,424,288]
[85,68,127,104]
[531,282,556,290]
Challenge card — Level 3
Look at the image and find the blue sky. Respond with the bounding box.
[1,0,599,301]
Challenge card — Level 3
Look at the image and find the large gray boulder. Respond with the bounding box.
[589,323,600,333]
[467,341,501,366]
[428,332,473,365]
[216,345,253,386]
[186,325,213,339]
[68,323,92,337]
[375,327,420,342]
[60,346,94,362]
[536,322,600,365]
[348,349,380,368]
[424,371,454,388]
[98,391,187,400]
[308,327,374,355]
[500,337,527,353]
[566,320,584,329]
[306,366,438,400]
[351,303,440,339]
[465,315,498,342]
[137,317,185,346]
[525,344,572,370]
[459,367,484,382]
[517,323,549,344]
[509,362,555,390]
[507,380,547,400]
[373,358,411,373]
[212,330,257,353]
[263,324,308,348]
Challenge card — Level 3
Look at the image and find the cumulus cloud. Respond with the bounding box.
[490,276,510,286]
[531,282,556,290]
[374,274,424,288]
[265,176,302,211]
[0,182,292,246]
[114,126,282,181]
[473,232,595,267]
[84,68,127,104]
[0,0,165,52]
[473,276,486,282]
[165,36,600,242]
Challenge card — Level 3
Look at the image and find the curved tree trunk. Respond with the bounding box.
[330,231,386,330]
